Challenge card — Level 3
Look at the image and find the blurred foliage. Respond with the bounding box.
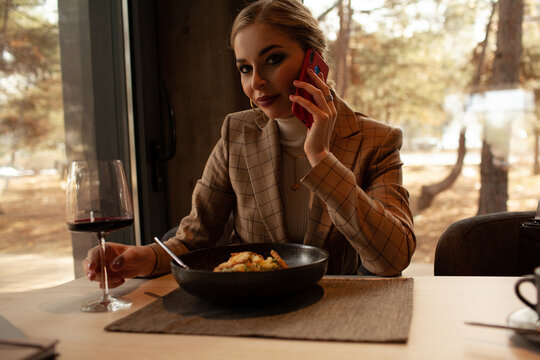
[0,0,63,165]
[318,0,539,139]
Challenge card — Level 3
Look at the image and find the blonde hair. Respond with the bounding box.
[230,0,327,59]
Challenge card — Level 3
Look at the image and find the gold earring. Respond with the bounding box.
[250,99,262,114]
[250,99,258,111]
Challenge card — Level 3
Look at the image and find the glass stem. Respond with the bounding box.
[98,232,111,303]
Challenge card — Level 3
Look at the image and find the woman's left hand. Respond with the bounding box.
[289,68,337,167]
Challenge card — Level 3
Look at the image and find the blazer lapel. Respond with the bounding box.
[242,115,288,243]
[330,92,363,170]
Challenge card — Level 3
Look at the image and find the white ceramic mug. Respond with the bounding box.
[515,266,540,317]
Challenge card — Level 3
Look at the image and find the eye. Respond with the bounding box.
[267,53,285,65]
[237,64,252,74]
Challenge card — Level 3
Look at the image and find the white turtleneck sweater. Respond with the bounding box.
[273,115,311,243]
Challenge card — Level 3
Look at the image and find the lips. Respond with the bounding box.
[256,94,280,108]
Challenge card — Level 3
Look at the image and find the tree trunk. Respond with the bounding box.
[413,2,496,213]
[416,128,467,212]
[0,0,12,71]
[533,88,540,175]
[472,0,497,90]
[490,0,523,86]
[478,142,509,212]
[477,0,523,215]
[534,125,540,175]
[335,0,352,98]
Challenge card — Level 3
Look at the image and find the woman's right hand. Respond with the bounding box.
[82,243,156,289]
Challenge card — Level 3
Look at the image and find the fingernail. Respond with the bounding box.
[87,271,93,280]
[111,256,123,271]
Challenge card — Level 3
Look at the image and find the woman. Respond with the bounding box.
[84,0,415,288]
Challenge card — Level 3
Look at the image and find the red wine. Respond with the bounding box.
[67,217,133,233]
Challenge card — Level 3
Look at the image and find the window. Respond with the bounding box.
[0,0,73,293]
[305,0,540,265]
[0,0,134,293]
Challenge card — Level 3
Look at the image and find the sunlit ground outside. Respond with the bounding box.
[0,169,73,294]
[0,0,68,295]
[1,147,539,294]
[404,149,540,264]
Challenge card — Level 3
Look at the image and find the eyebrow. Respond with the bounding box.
[235,44,284,63]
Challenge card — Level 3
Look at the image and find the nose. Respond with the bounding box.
[251,68,266,89]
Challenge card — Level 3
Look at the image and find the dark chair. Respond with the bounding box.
[434,211,538,276]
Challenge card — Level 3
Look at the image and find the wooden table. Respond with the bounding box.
[1,275,539,359]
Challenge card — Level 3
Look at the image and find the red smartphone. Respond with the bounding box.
[292,49,329,128]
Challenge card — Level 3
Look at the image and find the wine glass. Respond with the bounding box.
[66,160,134,312]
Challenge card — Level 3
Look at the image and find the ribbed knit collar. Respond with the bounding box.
[274,115,307,147]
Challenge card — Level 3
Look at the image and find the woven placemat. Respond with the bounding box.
[106,277,414,343]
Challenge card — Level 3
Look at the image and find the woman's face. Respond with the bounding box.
[234,23,305,119]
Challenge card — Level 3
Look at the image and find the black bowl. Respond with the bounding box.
[170,243,328,304]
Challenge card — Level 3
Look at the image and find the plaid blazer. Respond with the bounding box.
[149,94,415,276]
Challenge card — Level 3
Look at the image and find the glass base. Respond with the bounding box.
[81,294,132,312]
